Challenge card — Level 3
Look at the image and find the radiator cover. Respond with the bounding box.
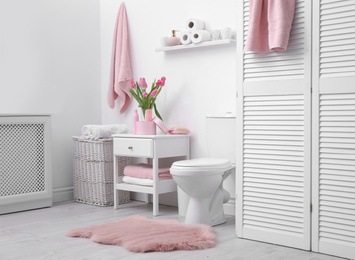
[0,115,52,214]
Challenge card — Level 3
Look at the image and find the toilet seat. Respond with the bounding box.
[171,158,232,175]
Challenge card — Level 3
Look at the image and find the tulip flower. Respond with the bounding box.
[161,77,166,86]
[128,76,166,121]
[139,78,147,88]
[150,89,158,97]
[130,78,136,88]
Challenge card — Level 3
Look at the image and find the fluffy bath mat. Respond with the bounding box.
[65,215,217,252]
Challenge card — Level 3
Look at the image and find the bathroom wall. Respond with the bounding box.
[0,0,101,201]
[100,0,237,159]
[100,0,237,209]
[0,0,236,204]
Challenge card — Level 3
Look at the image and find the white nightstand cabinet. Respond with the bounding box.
[112,134,189,216]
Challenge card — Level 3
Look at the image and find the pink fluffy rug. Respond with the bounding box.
[65,215,217,253]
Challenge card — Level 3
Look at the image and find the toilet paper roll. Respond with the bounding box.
[179,31,192,45]
[190,30,211,44]
[186,18,205,30]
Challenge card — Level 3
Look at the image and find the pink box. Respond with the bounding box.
[136,121,156,135]
[153,117,169,134]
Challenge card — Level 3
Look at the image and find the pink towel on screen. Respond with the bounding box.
[123,163,172,180]
[244,0,296,52]
[107,2,133,113]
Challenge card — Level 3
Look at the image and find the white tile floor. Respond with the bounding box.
[0,201,346,260]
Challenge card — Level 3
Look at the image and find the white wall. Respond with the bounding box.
[0,0,236,204]
[100,0,237,159]
[0,0,101,201]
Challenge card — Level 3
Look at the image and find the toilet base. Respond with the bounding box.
[184,197,227,227]
[185,197,210,225]
[209,184,229,226]
[210,215,227,226]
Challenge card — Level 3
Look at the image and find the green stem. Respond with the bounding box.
[154,103,163,121]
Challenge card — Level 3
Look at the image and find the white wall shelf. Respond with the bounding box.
[155,39,236,52]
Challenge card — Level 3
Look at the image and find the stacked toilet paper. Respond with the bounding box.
[179,18,211,45]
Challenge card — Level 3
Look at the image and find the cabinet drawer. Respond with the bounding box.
[114,138,153,157]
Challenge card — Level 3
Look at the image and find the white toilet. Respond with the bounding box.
[170,113,236,226]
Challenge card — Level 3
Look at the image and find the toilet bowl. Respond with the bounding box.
[170,158,234,226]
[170,113,236,226]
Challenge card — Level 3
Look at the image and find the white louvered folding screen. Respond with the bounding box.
[236,0,312,250]
[312,0,355,258]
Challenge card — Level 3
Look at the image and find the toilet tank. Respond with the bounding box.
[206,112,236,164]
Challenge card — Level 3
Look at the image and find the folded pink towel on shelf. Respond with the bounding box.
[123,163,172,180]
[107,2,133,113]
[244,0,296,53]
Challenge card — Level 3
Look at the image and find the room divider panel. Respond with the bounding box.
[312,0,355,258]
[237,0,355,258]
[236,0,312,250]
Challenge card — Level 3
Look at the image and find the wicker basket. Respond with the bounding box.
[72,137,130,206]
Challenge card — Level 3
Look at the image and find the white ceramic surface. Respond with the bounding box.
[170,115,236,226]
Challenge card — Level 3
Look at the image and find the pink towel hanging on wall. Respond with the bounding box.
[107,2,133,113]
[244,0,296,53]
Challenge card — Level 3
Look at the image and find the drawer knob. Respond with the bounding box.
[128,146,133,150]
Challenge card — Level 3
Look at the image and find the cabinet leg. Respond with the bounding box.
[113,155,118,210]
[114,190,118,210]
[153,193,159,216]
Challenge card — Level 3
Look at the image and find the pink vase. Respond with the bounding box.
[145,109,153,122]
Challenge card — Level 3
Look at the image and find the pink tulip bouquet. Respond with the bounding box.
[129,76,166,121]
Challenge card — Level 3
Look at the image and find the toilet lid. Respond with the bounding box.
[172,158,231,168]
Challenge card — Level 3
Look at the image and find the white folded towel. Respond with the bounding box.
[122,176,153,186]
[81,124,128,140]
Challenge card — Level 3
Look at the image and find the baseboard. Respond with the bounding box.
[53,186,74,203]
[0,199,52,215]
[132,192,235,216]
[55,187,234,216]
[130,192,178,207]
[53,187,177,207]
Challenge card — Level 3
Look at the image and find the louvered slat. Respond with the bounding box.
[318,93,355,251]
[319,0,355,78]
[243,0,306,82]
[242,94,307,240]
